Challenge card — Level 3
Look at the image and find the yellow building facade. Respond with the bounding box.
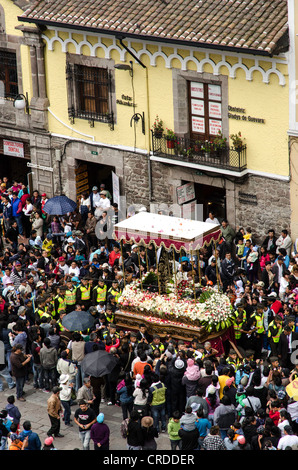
[0,0,292,240]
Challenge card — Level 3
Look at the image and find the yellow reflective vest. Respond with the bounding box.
[65,288,77,306]
[93,285,107,303]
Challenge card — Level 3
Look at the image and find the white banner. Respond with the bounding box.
[3,140,24,158]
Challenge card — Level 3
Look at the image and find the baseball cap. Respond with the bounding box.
[92,186,98,191]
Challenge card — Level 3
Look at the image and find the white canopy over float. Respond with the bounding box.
[114,211,221,252]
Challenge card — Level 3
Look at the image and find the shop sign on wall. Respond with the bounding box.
[3,140,24,158]
[116,94,136,107]
[228,106,265,124]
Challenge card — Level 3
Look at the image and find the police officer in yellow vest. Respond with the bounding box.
[149,335,165,356]
[76,276,92,309]
[233,314,245,346]
[92,277,107,306]
[35,298,51,321]
[108,280,122,303]
[65,280,78,313]
[226,349,242,371]
[53,286,67,320]
[268,314,283,357]
[251,303,265,359]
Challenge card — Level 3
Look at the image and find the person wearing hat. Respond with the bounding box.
[94,191,110,219]
[107,279,122,303]
[92,277,107,306]
[89,186,101,214]
[99,183,112,201]
[42,435,57,450]
[76,276,92,310]
[268,314,283,357]
[46,385,64,438]
[59,374,74,427]
[90,413,110,450]
[141,415,158,450]
[64,279,78,314]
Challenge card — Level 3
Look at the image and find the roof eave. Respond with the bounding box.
[17,16,275,57]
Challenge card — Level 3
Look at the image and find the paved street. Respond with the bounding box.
[0,378,171,451]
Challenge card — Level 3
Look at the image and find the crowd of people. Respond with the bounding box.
[0,180,298,451]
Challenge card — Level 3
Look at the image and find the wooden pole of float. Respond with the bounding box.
[145,245,150,273]
[191,248,196,301]
[137,246,143,291]
[214,240,220,288]
[197,249,202,284]
[120,239,126,287]
[172,248,178,299]
[155,244,161,295]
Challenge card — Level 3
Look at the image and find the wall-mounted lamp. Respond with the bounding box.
[130,112,145,135]
[13,93,30,114]
[114,61,133,77]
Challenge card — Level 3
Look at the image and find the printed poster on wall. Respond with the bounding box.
[209,119,222,135]
[209,101,222,119]
[177,182,195,205]
[191,98,205,116]
[208,84,221,101]
[192,116,205,133]
[190,82,204,99]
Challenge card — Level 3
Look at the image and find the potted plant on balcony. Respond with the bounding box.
[214,131,227,158]
[230,131,244,151]
[152,115,164,138]
[201,140,212,158]
[165,128,176,149]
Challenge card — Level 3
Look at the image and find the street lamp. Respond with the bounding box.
[114,61,133,77]
[13,93,29,114]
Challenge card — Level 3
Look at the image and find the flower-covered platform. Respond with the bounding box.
[116,274,236,348]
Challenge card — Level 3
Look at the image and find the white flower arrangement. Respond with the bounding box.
[118,279,234,332]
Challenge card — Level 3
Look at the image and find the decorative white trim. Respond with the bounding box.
[149,155,290,182]
[42,27,288,86]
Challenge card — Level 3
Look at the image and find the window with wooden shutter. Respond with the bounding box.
[0,50,18,100]
[66,63,114,128]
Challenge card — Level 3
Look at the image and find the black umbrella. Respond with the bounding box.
[43,195,77,215]
[61,310,95,332]
[81,350,118,377]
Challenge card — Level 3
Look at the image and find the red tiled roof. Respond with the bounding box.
[18,0,288,55]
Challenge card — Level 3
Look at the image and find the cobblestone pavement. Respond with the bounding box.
[0,378,171,451]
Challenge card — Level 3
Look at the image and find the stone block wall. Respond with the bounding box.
[235,174,291,243]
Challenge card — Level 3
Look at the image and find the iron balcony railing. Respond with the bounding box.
[151,132,247,172]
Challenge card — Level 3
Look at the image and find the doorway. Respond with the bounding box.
[75,160,115,200]
[0,153,31,186]
[194,182,226,222]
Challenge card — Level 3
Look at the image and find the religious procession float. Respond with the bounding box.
[114,212,236,353]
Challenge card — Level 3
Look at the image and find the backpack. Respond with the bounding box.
[120,418,130,439]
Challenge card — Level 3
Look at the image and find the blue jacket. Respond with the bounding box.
[117,385,134,405]
[19,429,41,450]
[11,198,22,218]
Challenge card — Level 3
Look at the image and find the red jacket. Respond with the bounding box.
[105,338,120,352]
